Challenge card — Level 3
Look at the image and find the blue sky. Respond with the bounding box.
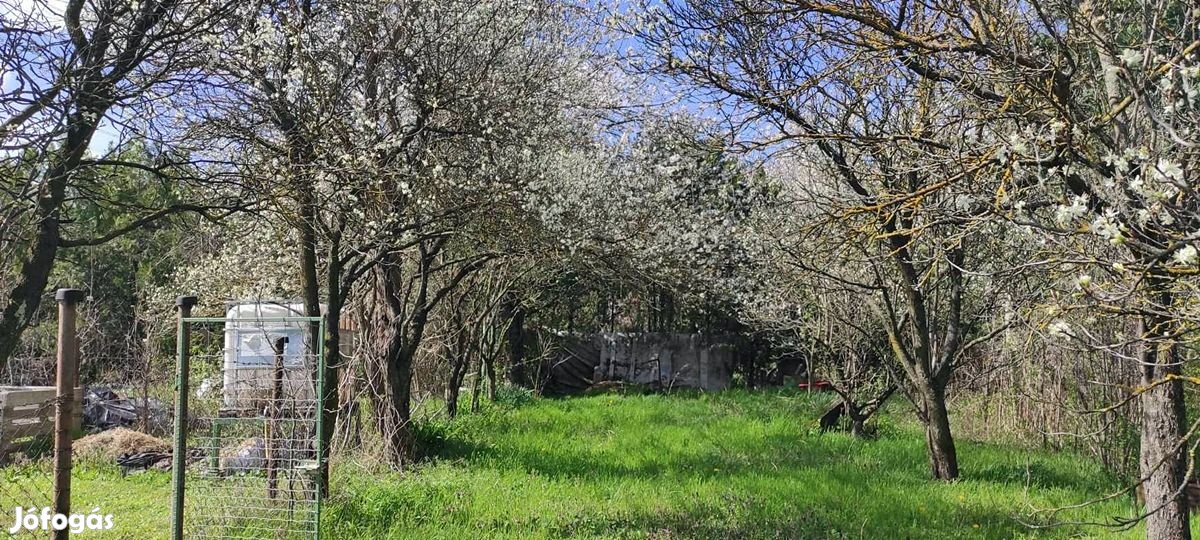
[3,0,751,159]
[4,0,121,153]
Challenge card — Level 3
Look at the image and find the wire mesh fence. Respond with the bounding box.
[0,290,187,539]
[0,381,58,539]
[175,314,325,540]
[0,292,77,540]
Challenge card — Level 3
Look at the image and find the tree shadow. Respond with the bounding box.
[415,396,1126,538]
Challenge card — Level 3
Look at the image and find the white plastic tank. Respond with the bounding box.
[222,302,318,413]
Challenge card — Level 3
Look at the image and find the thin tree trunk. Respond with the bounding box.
[470,355,484,413]
[849,415,866,438]
[338,381,361,450]
[444,307,470,418]
[296,171,323,370]
[318,259,343,497]
[502,293,526,386]
[445,346,468,419]
[484,351,498,401]
[445,378,460,418]
[378,247,431,466]
[375,242,484,464]
[879,214,963,482]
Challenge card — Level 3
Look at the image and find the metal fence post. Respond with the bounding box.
[52,288,83,540]
[171,295,197,540]
[314,317,327,540]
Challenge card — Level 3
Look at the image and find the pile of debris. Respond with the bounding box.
[68,387,175,474]
[74,427,173,473]
[81,386,170,434]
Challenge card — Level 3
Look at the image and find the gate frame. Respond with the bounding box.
[171,298,327,540]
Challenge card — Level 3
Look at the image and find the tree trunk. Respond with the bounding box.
[470,355,483,413]
[1138,314,1190,540]
[484,351,498,400]
[502,293,526,386]
[377,247,436,467]
[383,326,416,466]
[1140,380,1190,540]
[445,379,460,418]
[0,103,105,367]
[444,307,470,418]
[922,383,959,481]
[297,190,337,493]
[318,281,343,497]
[339,394,362,449]
[445,345,468,419]
[374,241,479,464]
[849,417,866,438]
[297,188,323,368]
[879,216,963,482]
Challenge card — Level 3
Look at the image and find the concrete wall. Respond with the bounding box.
[594,333,734,391]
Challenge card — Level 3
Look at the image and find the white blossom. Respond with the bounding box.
[1054,194,1089,225]
[1120,49,1143,67]
[1090,210,1126,245]
[1047,320,1072,339]
[1172,245,1198,267]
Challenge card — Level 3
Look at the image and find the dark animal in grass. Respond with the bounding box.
[818,385,898,437]
[818,401,846,433]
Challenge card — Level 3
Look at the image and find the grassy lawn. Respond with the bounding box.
[0,389,1163,538]
[325,390,1149,539]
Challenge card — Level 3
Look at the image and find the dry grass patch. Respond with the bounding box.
[74,428,170,461]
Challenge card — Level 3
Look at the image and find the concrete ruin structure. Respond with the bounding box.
[544,333,736,393]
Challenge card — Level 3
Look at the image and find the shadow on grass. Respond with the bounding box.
[354,393,1134,539]
[544,502,1042,540]
[969,461,1102,491]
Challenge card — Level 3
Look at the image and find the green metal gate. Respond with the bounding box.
[171,297,325,540]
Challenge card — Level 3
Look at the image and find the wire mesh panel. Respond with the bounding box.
[0,384,57,539]
[174,315,325,540]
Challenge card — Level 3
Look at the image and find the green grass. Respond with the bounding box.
[0,389,1167,538]
[0,463,172,538]
[324,390,1149,539]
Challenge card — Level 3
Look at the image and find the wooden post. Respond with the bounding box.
[171,295,197,540]
[52,288,83,540]
[267,336,287,500]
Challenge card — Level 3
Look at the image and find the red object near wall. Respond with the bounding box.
[797,380,832,390]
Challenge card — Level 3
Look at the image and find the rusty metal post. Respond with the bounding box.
[171,295,197,540]
[52,288,84,540]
